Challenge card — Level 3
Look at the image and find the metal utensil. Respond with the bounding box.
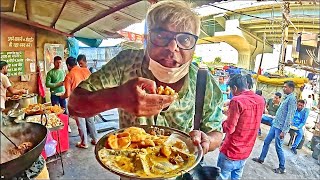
[95,125,203,179]
[0,130,19,149]
[0,122,48,179]
[7,103,20,116]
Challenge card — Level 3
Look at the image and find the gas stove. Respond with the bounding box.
[12,156,45,180]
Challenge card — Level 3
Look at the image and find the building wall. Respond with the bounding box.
[0,19,37,94]
[36,29,67,64]
[1,19,67,103]
[36,29,67,102]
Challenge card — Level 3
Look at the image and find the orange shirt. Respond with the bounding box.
[64,66,91,98]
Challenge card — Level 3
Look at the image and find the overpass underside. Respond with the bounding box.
[197,2,319,70]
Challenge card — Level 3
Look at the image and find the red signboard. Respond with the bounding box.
[118,30,144,44]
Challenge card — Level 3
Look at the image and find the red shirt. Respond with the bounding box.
[220,90,265,160]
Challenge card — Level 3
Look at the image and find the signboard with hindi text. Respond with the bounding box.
[0,51,25,76]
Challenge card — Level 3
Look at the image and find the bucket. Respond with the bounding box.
[312,143,320,160]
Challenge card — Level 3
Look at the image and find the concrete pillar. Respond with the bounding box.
[249,55,256,71]
[237,52,251,69]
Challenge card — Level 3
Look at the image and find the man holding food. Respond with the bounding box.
[0,61,27,113]
[68,0,224,154]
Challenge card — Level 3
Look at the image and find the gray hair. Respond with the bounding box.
[146,0,200,36]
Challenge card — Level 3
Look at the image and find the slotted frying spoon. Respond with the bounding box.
[0,130,19,149]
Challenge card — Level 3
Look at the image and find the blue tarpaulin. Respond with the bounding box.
[75,37,102,48]
[67,37,79,58]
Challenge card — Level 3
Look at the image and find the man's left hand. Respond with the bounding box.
[279,132,285,139]
[189,130,211,154]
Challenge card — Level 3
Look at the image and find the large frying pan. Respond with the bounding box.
[0,122,47,179]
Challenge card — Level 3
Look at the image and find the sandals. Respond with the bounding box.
[273,167,286,174]
[91,139,97,145]
[76,142,88,149]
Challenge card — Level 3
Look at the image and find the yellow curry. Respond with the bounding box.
[98,127,196,178]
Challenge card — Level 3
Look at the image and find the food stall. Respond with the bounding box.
[1,102,68,179]
[0,15,71,178]
[252,74,308,100]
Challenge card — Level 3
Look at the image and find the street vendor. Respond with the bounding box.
[68,0,224,154]
[0,61,27,112]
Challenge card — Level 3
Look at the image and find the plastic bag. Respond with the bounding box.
[44,131,57,157]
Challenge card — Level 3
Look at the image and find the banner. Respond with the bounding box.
[118,30,144,44]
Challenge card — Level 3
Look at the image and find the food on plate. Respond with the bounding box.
[107,133,131,150]
[24,104,45,115]
[8,142,33,156]
[98,127,196,178]
[26,113,63,129]
[156,86,178,98]
[123,127,147,142]
[45,105,64,114]
[24,104,64,115]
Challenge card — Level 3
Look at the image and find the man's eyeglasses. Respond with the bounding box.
[149,29,198,50]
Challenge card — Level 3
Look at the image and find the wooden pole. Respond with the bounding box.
[278,2,290,76]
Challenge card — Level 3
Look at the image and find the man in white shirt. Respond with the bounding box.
[0,61,27,111]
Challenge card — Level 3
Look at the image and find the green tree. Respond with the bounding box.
[214,57,222,64]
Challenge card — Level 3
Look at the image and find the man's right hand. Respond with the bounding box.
[117,77,175,117]
[56,81,64,87]
[279,132,285,139]
[20,89,28,94]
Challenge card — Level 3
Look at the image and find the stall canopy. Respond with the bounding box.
[0,0,220,41]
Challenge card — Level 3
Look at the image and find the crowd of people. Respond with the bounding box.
[69,1,318,179]
[17,1,318,179]
[45,54,98,149]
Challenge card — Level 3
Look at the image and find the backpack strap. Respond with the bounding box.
[194,66,208,130]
